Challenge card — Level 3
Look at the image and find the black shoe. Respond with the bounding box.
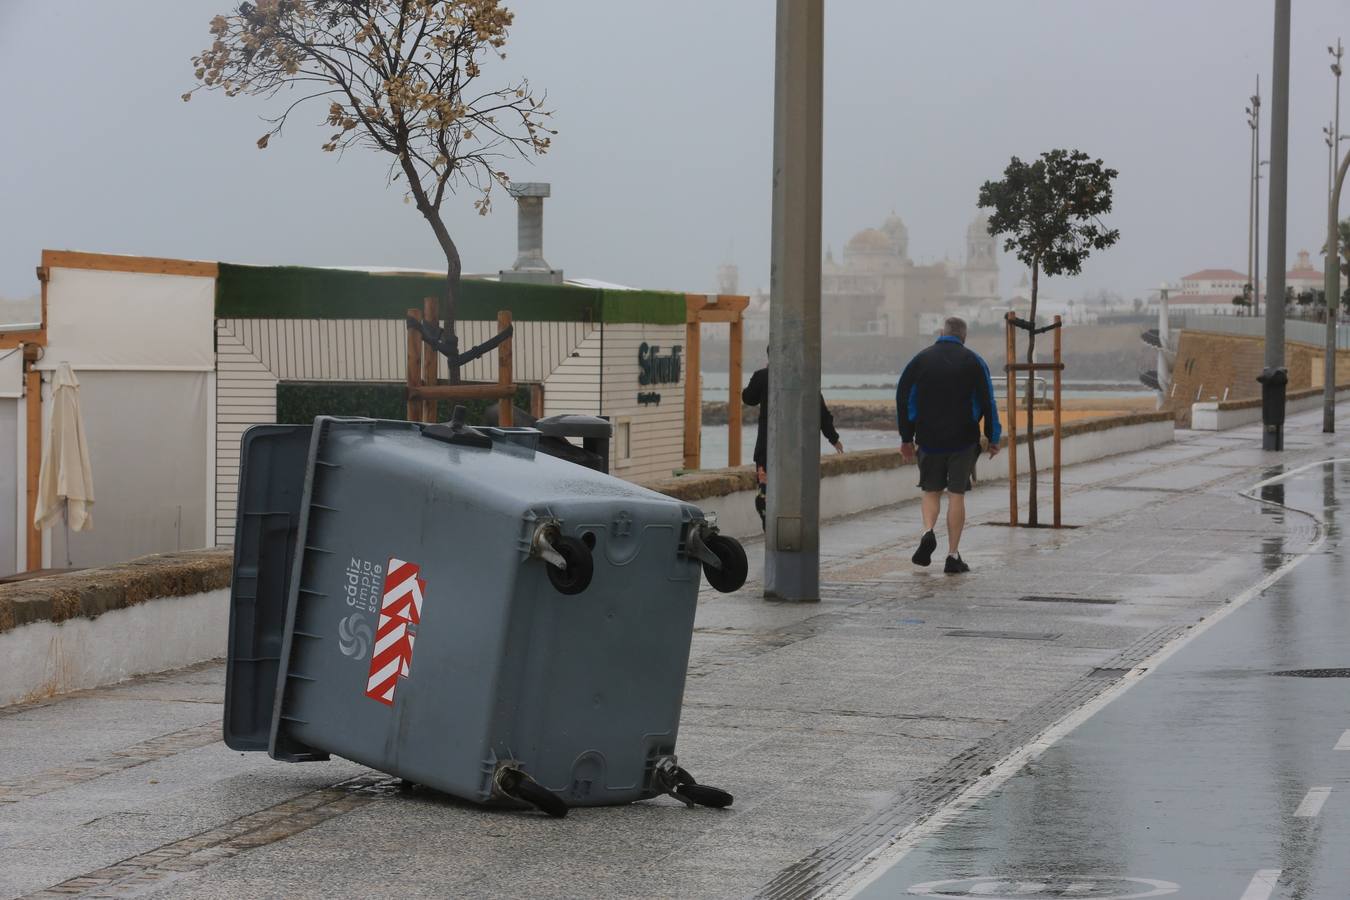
[912,530,937,567]
[944,554,970,575]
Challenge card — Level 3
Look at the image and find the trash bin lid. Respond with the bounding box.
[534,414,612,439]
[1256,367,1289,385]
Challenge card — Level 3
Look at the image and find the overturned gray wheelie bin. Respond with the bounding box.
[223,411,747,817]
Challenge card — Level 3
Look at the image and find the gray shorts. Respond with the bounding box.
[917,446,978,494]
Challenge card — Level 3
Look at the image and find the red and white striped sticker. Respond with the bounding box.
[365,558,426,706]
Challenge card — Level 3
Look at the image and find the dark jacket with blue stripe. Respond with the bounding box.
[896,336,1002,453]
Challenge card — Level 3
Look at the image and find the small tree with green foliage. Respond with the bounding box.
[978,149,1120,526]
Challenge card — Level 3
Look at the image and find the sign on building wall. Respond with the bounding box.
[636,342,683,406]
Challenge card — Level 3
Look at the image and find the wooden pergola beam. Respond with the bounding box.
[683,294,750,471]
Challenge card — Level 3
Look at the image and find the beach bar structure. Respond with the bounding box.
[0,250,746,576]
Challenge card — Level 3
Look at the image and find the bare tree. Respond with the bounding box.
[186,0,555,378]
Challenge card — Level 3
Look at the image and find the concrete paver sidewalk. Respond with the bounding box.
[2,404,1347,900]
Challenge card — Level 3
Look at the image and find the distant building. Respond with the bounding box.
[957,215,1000,301]
[819,212,1000,339]
[1285,250,1329,295]
[1178,268,1248,296]
[716,261,739,296]
[744,289,770,341]
[1164,252,1343,316]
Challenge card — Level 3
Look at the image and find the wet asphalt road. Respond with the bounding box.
[852,460,1350,900]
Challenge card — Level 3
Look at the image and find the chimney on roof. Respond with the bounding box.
[500,182,563,285]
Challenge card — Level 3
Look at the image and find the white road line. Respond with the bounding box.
[1294,786,1333,817]
[832,459,1348,900]
[1239,869,1282,900]
[1335,729,1350,750]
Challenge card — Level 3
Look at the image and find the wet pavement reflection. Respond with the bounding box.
[855,461,1348,900]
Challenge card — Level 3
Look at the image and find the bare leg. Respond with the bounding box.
[922,491,941,533]
[946,492,966,555]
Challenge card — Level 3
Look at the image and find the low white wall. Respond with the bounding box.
[0,418,1176,705]
[1192,387,1350,430]
[0,589,228,707]
[696,418,1176,539]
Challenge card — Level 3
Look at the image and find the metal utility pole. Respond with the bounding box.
[1157,286,1171,409]
[1325,121,1337,202]
[1256,159,1267,317]
[765,0,823,602]
[1324,153,1348,433]
[1247,81,1261,315]
[1325,39,1344,433]
[1263,0,1291,450]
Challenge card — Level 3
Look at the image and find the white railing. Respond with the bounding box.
[1179,313,1350,350]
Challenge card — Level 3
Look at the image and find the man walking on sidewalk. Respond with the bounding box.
[896,317,1001,574]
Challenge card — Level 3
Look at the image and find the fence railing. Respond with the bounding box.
[1179,312,1350,350]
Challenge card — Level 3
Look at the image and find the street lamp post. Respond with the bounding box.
[1263,0,1291,452]
[1324,39,1343,433]
[1324,155,1348,432]
[765,0,824,602]
[1247,81,1261,316]
[1256,159,1268,317]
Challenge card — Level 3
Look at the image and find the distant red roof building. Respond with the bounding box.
[1180,268,1247,282]
[1178,269,1247,296]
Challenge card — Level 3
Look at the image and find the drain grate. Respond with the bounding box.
[1270,668,1350,678]
[1019,595,1118,605]
[1089,667,1133,678]
[944,629,1060,641]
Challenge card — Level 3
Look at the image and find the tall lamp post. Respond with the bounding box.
[1247,81,1261,316]
[1263,0,1291,452]
[1256,159,1268,317]
[1320,122,1348,200]
[765,0,824,602]
[1323,38,1344,432]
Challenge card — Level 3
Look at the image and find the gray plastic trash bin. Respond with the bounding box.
[224,414,746,817]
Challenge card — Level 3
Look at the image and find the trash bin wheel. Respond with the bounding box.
[546,535,594,595]
[702,534,748,593]
[512,778,570,819]
[497,767,569,818]
[674,782,735,809]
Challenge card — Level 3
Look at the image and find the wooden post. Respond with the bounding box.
[422,297,438,423]
[1005,312,1018,527]
[497,310,513,427]
[25,356,41,571]
[728,316,744,467]
[683,316,701,470]
[529,384,545,418]
[1053,315,1063,528]
[406,308,422,422]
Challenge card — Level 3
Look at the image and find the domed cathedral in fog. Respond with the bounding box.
[821,212,1000,339]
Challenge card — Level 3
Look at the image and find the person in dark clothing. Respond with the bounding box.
[742,359,844,530]
[895,317,1001,573]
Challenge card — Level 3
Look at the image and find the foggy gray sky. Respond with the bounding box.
[3,1,1349,304]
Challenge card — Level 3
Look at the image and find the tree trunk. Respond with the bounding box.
[398,155,463,383]
[423,210,463,384]
[1025,260,1040,526]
